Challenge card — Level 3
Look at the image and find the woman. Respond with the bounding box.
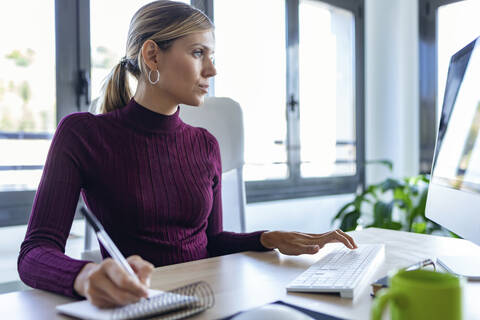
[18,0,357,308]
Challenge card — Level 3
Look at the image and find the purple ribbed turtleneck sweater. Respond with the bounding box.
[18,99,268,297]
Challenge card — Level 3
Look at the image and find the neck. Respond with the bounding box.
[133,81,178,115]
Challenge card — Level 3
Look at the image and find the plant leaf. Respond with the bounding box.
[412,222,427,233]
[393,198,407,209]
[410,185,419,196]
[353,195,364,211]
[386,221,403,230]
[393,189,412,210]
[366,184,378,193]
[380,178,404,192]
[393,188,405,200]
[408,188,429,231]
[373,201,392,227]
[339,210,360,232]
[365,185,379,201]
[420,174,430,183]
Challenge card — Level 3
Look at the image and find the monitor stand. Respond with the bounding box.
[437,255,480,280]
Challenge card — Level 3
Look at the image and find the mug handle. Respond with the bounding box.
[371,288,404,320]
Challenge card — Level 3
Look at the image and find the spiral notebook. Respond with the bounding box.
[56,281,214,320]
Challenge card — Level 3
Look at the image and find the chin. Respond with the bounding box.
[183,95,205,107]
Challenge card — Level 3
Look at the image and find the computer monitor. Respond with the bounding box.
[426,36,480,279]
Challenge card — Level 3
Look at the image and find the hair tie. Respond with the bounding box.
[120,56,128,67]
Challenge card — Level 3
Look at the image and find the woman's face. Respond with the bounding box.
[156,30,216,106]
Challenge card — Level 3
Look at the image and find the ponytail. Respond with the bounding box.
[98,61,132,114]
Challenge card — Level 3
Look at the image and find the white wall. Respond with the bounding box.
[365,0,419,184]
[246,194,354,233]
[246,0,421,233]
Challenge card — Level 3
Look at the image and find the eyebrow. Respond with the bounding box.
[190,43,215,53]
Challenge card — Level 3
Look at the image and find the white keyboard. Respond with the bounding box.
[286,244,385,298]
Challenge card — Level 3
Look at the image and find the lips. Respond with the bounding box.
[198,84,209,93]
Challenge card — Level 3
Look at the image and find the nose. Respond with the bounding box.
[202,57,217,78]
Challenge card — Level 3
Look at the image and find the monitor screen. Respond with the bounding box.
[426,36,480,247]
[432,38,479,194]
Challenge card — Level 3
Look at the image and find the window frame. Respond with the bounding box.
[0,0,90,227]
[418,0,464,174]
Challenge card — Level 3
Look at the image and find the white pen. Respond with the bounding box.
[80,207,139,282]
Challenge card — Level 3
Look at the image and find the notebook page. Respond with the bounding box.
[56,289,196,320]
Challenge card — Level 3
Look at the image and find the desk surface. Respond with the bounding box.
[2,228,480,320]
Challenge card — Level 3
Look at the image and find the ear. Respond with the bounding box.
[141,40,162,71]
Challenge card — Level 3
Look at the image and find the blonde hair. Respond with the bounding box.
[99,0,213,114]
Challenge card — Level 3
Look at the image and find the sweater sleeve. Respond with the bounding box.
[18,113,93,298]
[204,132,271,257]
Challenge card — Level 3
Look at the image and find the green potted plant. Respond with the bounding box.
[332,160,443,234]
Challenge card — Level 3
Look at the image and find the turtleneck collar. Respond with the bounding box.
[119,98,184,133]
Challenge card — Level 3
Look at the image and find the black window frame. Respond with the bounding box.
[418,0,464,174]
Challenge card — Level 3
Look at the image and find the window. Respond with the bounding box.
[214,0,365,202]
[0,1,55,192]
[419,0,480,173]
[1,0,365,228]
[298,1,356,178]
[0,0,61,228]
[214,0,288,181]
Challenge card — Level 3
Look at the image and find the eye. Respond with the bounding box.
[192,49,204,58]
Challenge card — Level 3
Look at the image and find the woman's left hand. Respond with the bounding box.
[260,229,358,256]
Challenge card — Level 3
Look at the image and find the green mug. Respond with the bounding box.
[371,269,464,320]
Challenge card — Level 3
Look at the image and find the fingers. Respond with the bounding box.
[127,255,154,287]
[303,230,358,249]
[336,229,358,248]
[81,256,155,308]
[86,291,117,309]
[102,259,149,298]
[291,244,321,255]
[304,244,320,254]
[313,230,353,249]
[278,243,320,256]
[86,269,142,307]
[267,230,358,257]
[94,297,117,309]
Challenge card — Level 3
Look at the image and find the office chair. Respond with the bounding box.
[81,97,247,262]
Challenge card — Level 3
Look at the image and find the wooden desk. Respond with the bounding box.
[2,228,480,319]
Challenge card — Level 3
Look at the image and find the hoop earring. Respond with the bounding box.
[148,70,160,85]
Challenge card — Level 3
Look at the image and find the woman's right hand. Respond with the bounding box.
[74,255,154,308]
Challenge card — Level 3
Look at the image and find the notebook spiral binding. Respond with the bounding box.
[112,281,215,320]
